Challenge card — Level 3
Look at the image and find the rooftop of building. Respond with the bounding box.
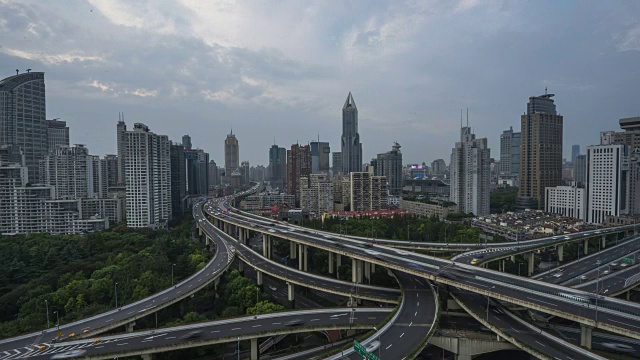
[0,71,45,91]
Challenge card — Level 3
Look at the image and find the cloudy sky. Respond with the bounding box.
[1,0,639,166]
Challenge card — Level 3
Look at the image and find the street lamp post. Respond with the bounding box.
[115,282,119,308]
[373,326,381,358]
[45,300,50,329]
[171,263,176,286]
[237,336,240,360]
[54,311,60,339]
[595,260,601,324]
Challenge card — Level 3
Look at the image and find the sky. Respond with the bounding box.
[1,0,639,166]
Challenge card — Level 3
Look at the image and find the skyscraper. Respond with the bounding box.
[240,161,250,185]
[450,126,491,216]
[332,152,343,175]
[310,141,330,174]
[208,159,219,187]
[286,144,312,201]
[349,172,388,211]
[499,127,521,176]
[586,141,629,224]
[341,92,362,174]
[571,144,580,162]
[269,144,287,189]
[430,159,446,175]
[185,148,209,196]
[104,154,119,189]
[182,135,192,150]
[376,142,403,195]
[116,115,127,186]
[46,119,69,152]
[42,145,91,200]
[170,142,186,218]
[0,71,47,183]
[225,130,239,176]
[573,154,587,187]
[518,93,563,210]
[124,123,171,228]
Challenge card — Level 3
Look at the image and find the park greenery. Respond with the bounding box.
[490,187,518,213]
[0,220,286,339]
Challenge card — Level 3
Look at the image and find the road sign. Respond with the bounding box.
[368,353,381,360]
[624,257,633,263]
[354,340,367,357]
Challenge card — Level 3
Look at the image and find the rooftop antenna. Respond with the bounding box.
[15,69,19,75]
[545,87,548,95]
[230,127,233,135]
[273,137,276,146]
[26,69,31,73]
[460,109,463,129]
[466,108,469,128]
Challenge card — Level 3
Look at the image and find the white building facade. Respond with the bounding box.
[545,185,586,221]
[586,143,629,225]
[450,127,490,216]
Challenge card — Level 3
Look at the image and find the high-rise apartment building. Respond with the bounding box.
[170,142,186,218]
[116,115,127,186]
[518,93,563,210]
[349,172,387,211]
[0,72,47,183]
[286,144,312,200]
[46,119,69,152]
[90,155,108,199]
[431,159,446,175]
[449,127,491,216]
[586,142,629,225]
[499,127,521,176]
[225,130,239,176]
[300,173,334,215]
[42,145,91,199]
[104,154,119,189]
[208,159,219,187]
[332,152,343,175]
[341,93,362,174]
[310,141,330,174]
[571,144,580,162]
[124,123,171,228]
[240,161,250,185]
[375,142,403,195]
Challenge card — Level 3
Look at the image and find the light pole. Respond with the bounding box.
[45,300,50,329]
[115,282,119,308]
[595,260,601,324]
[444,224,449,244]
[171,263,176,286]
[237,336,240,360]
[407,224,410,241]
[54,311,60,339]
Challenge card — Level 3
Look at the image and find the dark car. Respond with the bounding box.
[284,319,304,327]
[181,330,203,340]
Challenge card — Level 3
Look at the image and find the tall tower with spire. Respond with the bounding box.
[224,129,239,176]
[341,92,362,174]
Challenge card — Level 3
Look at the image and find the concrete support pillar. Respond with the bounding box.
[337,254,342,267]
[580,324,593,349]
[298,244,304,271]
[527,253,535,276]
[303,245,308,272]
[141,354,153,360]
[601,235,606,249]
[290,241,297,259]
[126,321,135,333]
[239,261,244,275]
[328,252,334,274]
[214,277,220,298]
[239,229,246,244]
[627,290,631,301]
[287,282,295,308]
[371,263,375,273]
[364,262,371,282]
[205,236,210,246]
[584,239,589,255]
[251,338,259,360]
[510,255,515,262]
[557,244,564,262]
[256,270,263,288]
[455,355,472,360]
[267,237,272,259]
[198,226,202,237]
[352,258,357,283]
[262,234,268,257]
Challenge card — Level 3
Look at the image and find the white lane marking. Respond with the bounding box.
[535,341,546,348]
[409,322,413,327]
[310,319,319,322]
[525,296,558,307]
[252,325,261,328]
[272,322,281,325]
[231,328,241,331]
[117,343,128,346]
[400,333,405,338]
[165,336,176,339]
[386,344,393,350]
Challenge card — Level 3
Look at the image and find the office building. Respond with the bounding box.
[116,115,127,185]
[586,142,629,225]
[450,127,491,216]
[124,123,171,228]
[269,144,287,190]
[573,155,587,188]
[250,165,266,182]
[240,161,250,185]
[518,93,563,210]
[0,71,47,183]
[286,144,312,200]
[170,142,186,218]
[80,197,126,225]
[46,119,69,152]
[375,142,403,195]
[185,148,209,196]
[571,144,580,162]
[41,145,91,199]
[208,159,219,187]
[545,185,586,221]
[431,159,446,175]
[182,135,192,150]
[310,141,330,174]
[341,92,362,174]
[332,152,343,175]
[225,130,239,176]
[349,172,387,211]
[499,127,521,176]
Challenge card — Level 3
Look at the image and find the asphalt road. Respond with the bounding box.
[18,308,390,360]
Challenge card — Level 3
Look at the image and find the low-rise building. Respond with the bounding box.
[399,198,457,220]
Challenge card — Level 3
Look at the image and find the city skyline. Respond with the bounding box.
[1,1,639,165]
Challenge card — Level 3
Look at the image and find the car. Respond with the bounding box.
[601,342,634,353]
[365,249,381,256]
[362,243,373,248]
[181,330,203,340]
[365,340,381,353]
[621,263,630,268]
[284,319,304,327]
[50,350,87,359]
[553,272,564,278]
[603,270,610,275]
[269,285,277,291]
[395,250,410,256]
[579,275,588,280]
[470,258,480,265]
[610,262,618,268]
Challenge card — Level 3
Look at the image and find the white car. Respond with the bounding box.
[365,341,381,353]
